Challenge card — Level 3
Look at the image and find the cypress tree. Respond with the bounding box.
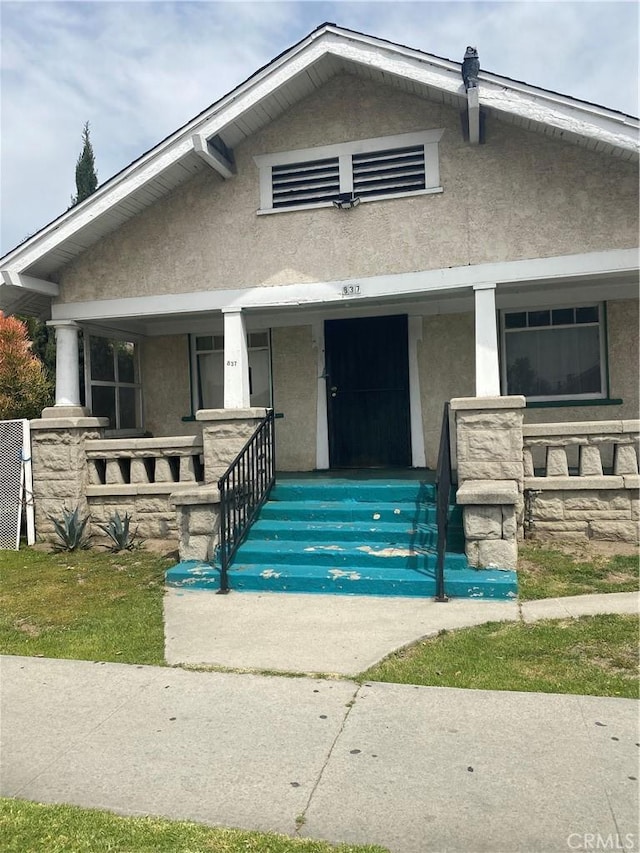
[70,121,98,206]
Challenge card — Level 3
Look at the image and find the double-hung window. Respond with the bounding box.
[255,129,444,213]
[85,335,142,430]
[501,304,606,401]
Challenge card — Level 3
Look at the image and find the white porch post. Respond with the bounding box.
[473,283,501,397]
[222,308,250,408]
[48,320,83,408]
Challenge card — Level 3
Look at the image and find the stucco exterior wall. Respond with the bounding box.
[420,312,475,467]
[271,325,317,470]
[141,335,198,437]
[57,74,638,305]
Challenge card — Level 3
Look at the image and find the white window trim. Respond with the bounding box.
[190,330,273,412]
[500,302,607,402]
[254,129,444,213]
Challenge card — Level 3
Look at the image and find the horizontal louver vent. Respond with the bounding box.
[271,157,340,208]
[352,145,426,198]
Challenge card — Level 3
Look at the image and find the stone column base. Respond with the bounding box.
[196,407,268,484]
[29,416,108,540]
[171,486,220,562]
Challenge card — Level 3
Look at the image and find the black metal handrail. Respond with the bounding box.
[434,402,453,602]
[217,409,276,593]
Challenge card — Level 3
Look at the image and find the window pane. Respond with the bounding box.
[527,310,550,327]
[90,337,115,381]
[249,349,271,407]
[506,326,601,397]
[119,387,137,429]
[249,332,269,349]
[576,306,598,324]
[505,312,526,329]
[195,336,213,351]
[117,342,135,383]
[92,385,116,427]
[552,308,574,326]
[198,352,224,408]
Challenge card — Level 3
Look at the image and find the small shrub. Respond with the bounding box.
[49,506,92,552]
[98,511,139,552]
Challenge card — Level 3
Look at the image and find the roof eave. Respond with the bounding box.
[1,23,637,276]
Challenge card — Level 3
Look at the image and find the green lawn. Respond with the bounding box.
[0,798,387,853]
[361,613,639,697]
[0,548,170,665]
[517,543,638,600]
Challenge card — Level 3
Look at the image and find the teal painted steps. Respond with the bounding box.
[166,477,518,599]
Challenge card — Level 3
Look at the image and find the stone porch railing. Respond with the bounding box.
[522,420,639,543]
[85,436,204,488]
[83,436,205,543]
[30,408,268,559]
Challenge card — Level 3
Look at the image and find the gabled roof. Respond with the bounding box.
[1,21,638,314]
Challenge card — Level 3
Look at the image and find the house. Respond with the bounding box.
[1,24,638,589]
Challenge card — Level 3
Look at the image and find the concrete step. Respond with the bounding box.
[165,560,517,599]
[259,500,459,526]
[246,518,464,551]
[232,539,468,571]
[270,479,438,504]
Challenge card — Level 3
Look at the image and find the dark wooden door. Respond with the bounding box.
[325,315,411,468]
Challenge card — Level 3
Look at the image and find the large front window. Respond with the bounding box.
[86,336,141,429]
[502,305,605,401]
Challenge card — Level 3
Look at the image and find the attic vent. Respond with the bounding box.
[272,157,340,208]
[255,129,444,213]
[352,145,426,198]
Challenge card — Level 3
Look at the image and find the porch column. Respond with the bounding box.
[43,319,87,417]
[473,283,500,397]
[222,308,250,408]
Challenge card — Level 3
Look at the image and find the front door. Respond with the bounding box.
[325,315,411,468]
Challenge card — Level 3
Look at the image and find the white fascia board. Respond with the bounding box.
[480,86,639,153]
[1,270,59,296]
[50,247,639,324]
[4,138,194,274]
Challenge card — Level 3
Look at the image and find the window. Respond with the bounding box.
[501,305,605,401]
[192,332,272,410]
[85,336,141,430]
[255,130,444,213]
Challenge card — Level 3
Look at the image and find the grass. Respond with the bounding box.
[0,798,387,853]
[0,548,171,665]
[518,542,638,600]
[360,613,639,698]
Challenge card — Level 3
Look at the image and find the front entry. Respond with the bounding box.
[325,315,411,468]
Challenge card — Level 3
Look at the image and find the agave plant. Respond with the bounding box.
[49,506,92,552]
[98,511,139,552]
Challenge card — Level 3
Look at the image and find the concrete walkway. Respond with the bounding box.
[165,589,639,674]
[1,654,638,853]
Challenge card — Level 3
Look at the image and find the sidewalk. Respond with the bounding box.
[1,654,638,853]
[164,589,639,674]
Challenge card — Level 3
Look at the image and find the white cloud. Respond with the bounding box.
[1,0,637,255]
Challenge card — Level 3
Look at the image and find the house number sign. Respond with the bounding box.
[341,284,361,297]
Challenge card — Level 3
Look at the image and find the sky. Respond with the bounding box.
[1,0,638,257]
